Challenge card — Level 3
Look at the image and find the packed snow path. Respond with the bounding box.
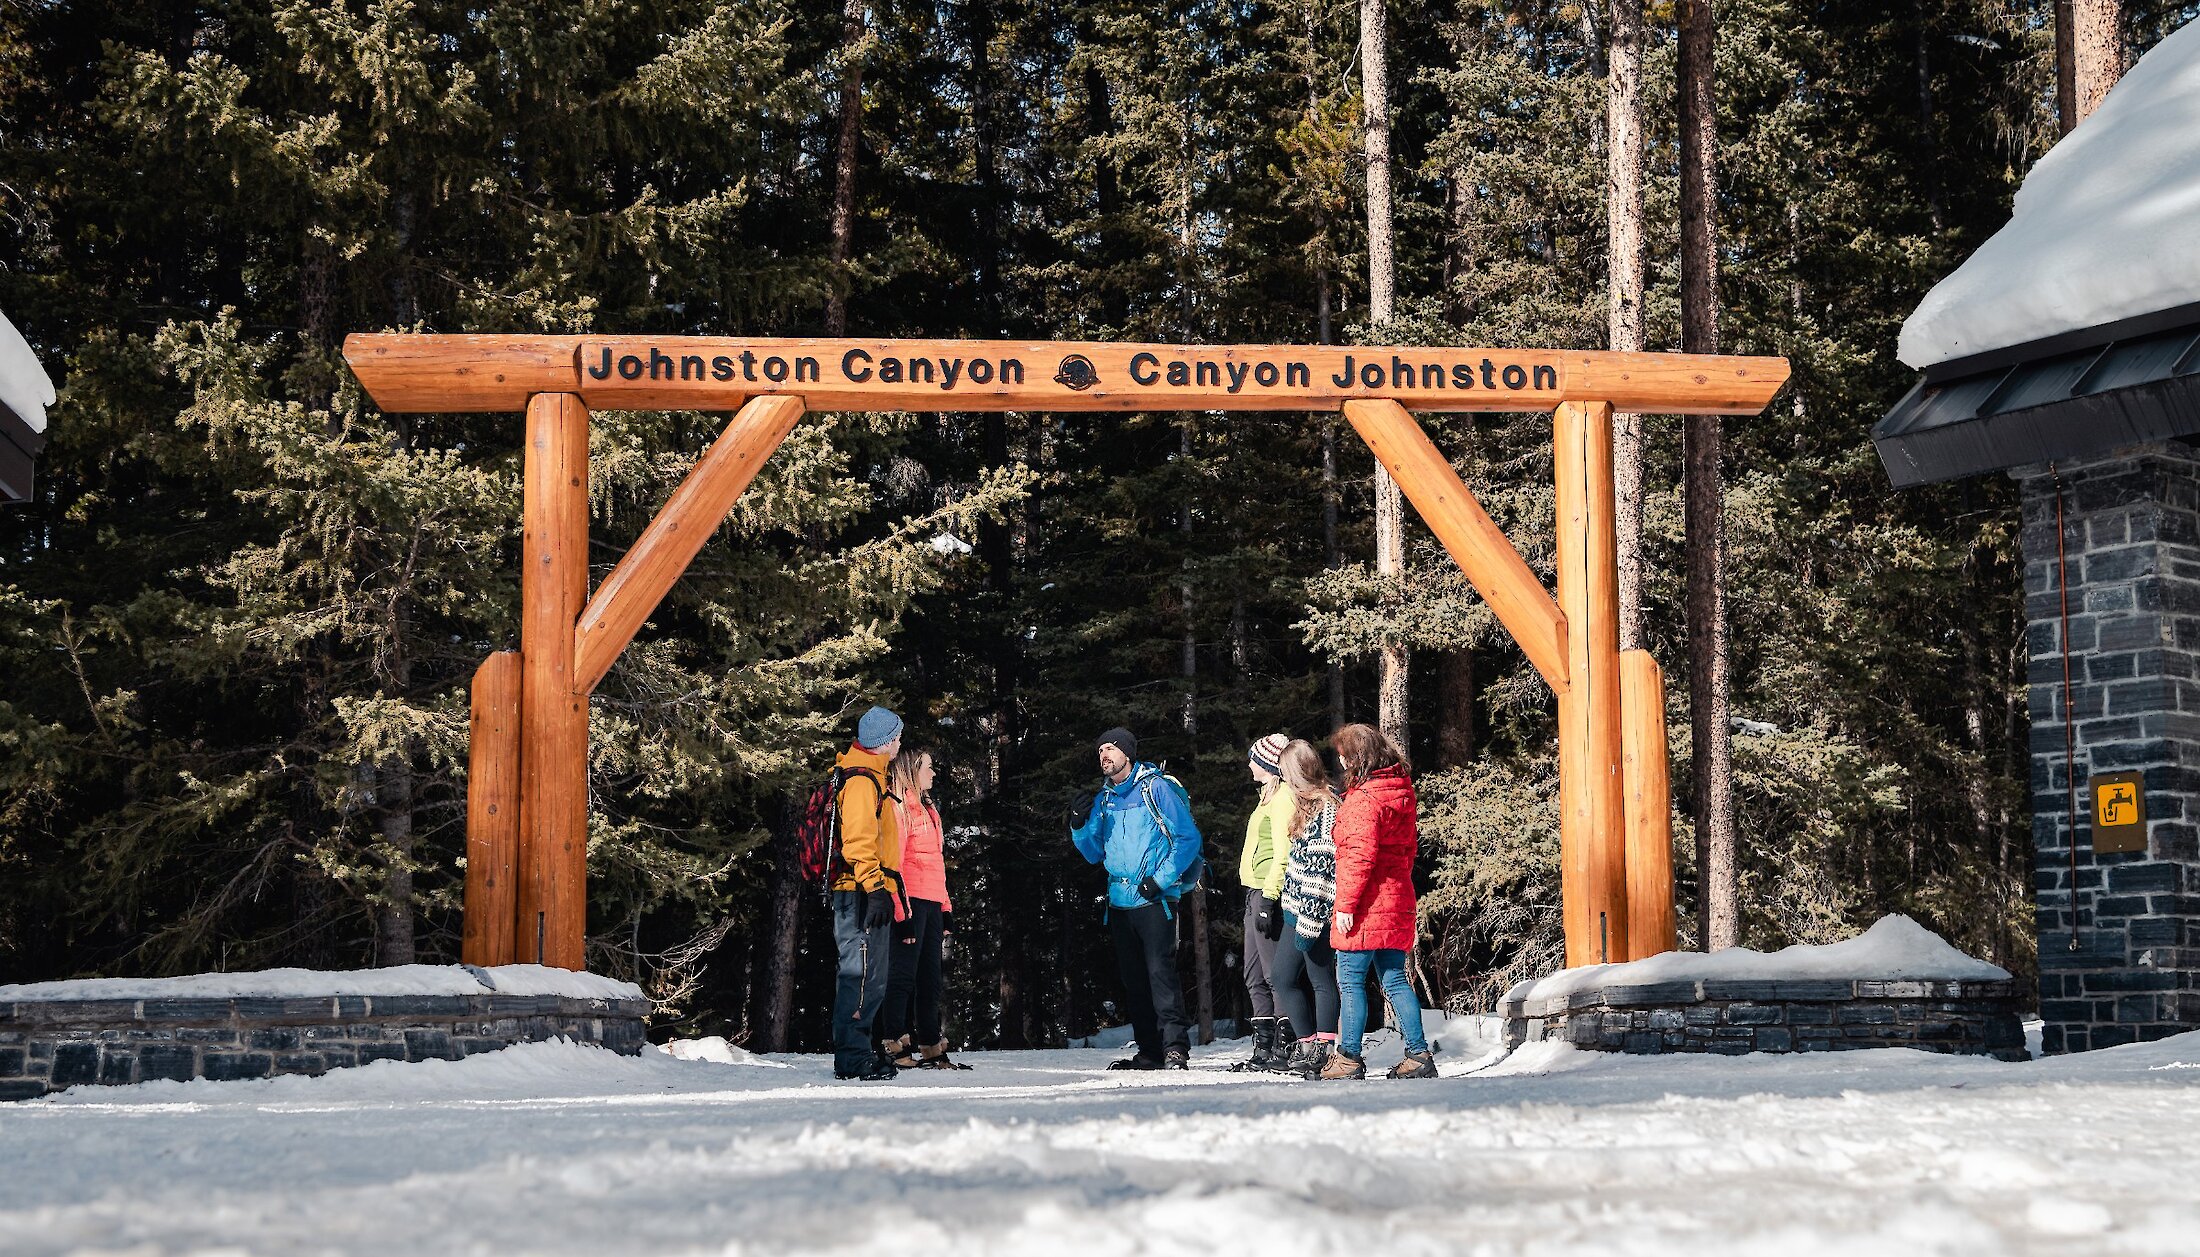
[5,1023,2197,1256]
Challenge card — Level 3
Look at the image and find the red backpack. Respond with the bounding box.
[796,765,886,885]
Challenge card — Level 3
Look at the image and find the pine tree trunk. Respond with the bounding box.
[824,0,866,334]
[748,798,802,1052]
[1437,648,1474,767]
[1362,0,1408,748]
[1607,0,1648,651]
[1178,424,1215,1044]
[2070,0,2125,127]
[376,758,416,965]
[2055,0,2079,134]
[1679,0,1737,951]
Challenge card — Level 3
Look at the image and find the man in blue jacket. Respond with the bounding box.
[1069,726,1203,1070]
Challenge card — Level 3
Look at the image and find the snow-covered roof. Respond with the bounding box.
[1900,19,2200,368]
[0,309,54,433]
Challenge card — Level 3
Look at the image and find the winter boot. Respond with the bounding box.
[917,1040,972,1070]
[1386,1049,1437,1079]
[1264,1019,1296,1070]
[836,1050,899,1081]
[1289,1037,1331,1080]
[1230,1019,1277,1072]
[1318,1048,1366,1080]
[1164,1046,1191,1070]
[884,1034,920,1071]
[1108,1053,1165,1071]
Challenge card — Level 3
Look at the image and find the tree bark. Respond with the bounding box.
[1362,0,1408,748]
[2069,0,2125,129]
[748,798,803,1051]
[1437,648,1474,767]
[1606,0,1648,651]
[1178,423,1215,1044]
[1679,0,1737,951]
[2055,0,2078,135]
[824,0,866,334]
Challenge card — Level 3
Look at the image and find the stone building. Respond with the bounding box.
[1876,22,2200,1052]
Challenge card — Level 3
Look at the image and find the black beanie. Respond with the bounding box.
[1097,726,1138,761]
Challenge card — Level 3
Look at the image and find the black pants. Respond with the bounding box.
[880,897,945,1046]
[1271,910,1339,1035]
[1109,901,1191,1058]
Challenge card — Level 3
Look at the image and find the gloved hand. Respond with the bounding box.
[1255,894,1284,940]
[863,889,895,930]
[1137,875,1165,904]
[1067,790,1098,830]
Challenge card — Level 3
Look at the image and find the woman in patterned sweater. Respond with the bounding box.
[1268,739,1342,1077]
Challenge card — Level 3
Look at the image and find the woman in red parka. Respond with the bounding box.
[1321,723,1434,1080]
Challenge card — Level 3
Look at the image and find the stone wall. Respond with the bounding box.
[2017,444,2200,1053]
[0,991,650,1099]
[1500,978,2027,1060]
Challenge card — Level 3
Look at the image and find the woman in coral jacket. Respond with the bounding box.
[1321,723,1435,1080]
[880,747,966,1070]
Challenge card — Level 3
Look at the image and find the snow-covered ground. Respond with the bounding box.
[6,1014,2198,1256]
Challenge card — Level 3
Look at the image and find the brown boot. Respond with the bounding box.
[917,1040,972,1070]
[1318,1048,1366,1080]
[883,1035,920,1070]
[1386,1049,1437,1079]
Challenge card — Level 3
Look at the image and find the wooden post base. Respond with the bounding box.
[461,651,522,966]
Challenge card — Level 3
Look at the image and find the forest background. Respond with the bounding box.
[4,0,2194,1049]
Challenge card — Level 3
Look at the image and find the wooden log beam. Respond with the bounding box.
[1621,648,1678,960]
[461,650,522,967]
[1342,399,1570,693]
[572,395,803,694]
[1554,400,1628,967]
[516,393,591,970]
[343,334,1789,417]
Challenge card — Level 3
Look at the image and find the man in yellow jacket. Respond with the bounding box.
[832,705,906,1080]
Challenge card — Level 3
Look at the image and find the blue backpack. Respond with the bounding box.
[1137,768,1205,904]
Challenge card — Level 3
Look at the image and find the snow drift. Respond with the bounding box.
[1508,914,2009,1002]
[0,962,644,1002]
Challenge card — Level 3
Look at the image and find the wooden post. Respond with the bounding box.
[517,392,591,969]
[1342,399,1569,693]
[1621,648,1677,959]
[1554,400,1627,966]
[461,650,522,966]
[572,395,803,694]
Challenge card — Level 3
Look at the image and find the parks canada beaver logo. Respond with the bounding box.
[1053,355,1100,390]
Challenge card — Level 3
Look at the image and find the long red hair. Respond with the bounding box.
[1332,723,1407,792]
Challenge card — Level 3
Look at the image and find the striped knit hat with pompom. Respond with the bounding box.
[1248,733,1289,776]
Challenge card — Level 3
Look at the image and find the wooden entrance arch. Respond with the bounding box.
[343,335,1788,971]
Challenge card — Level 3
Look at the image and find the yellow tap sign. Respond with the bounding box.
[2091,771,2148,855]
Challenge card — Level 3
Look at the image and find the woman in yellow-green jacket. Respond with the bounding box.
[1231,733,1298,1072]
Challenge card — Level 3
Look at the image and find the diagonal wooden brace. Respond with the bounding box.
[1341,399,1570,692]
[572,395,807,695]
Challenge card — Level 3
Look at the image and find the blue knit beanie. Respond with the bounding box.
[856,705,903,750]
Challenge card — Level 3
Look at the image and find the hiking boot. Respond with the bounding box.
[1288,1037,1331,1079]
[1386,1049,1437,1079]
[883,1034,920,1071]
[1318,1048,1366,1080]
[1108,1053,1165,1071]
[835,1051,899,1081]
[1164,1047,1191,1070]
[917,1040,971,1070]
[1229,1019,1277,1072]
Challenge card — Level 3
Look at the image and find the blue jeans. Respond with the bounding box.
[1335,947,1426,1058]
[831,890,893,1073]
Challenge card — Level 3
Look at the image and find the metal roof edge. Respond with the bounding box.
[1919,300,2200,385]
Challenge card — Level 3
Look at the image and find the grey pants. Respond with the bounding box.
[831,890,892,1073]
[1241,891,1278,1019]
